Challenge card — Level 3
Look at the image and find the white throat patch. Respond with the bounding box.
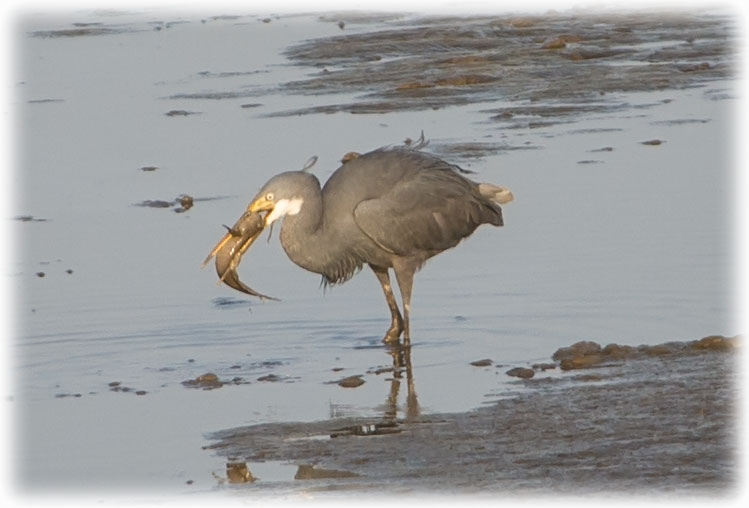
[266,197,304,225]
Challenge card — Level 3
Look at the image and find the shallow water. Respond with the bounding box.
[9,8,736,495]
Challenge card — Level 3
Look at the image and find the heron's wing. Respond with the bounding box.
[354,168,502,256]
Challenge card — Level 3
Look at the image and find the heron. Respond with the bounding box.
[208,143,513,345]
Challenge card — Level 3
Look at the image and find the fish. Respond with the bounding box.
[202,210,278,301]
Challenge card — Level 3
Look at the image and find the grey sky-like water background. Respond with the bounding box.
[6,6,740,498]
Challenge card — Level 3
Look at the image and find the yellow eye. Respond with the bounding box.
[265,192,274,202]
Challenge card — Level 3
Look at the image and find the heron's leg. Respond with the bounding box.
[393,261,416,346]
[369,265,403,343]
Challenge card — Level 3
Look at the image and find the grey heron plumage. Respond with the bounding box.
[213,145,513,345]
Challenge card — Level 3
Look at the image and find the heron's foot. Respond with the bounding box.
[382,325,403,344]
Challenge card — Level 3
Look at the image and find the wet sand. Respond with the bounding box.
[208,337,737,495]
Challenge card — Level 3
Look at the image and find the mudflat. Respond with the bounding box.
[208,337,737,495]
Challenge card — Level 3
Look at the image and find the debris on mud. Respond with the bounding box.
[14,215,49,222]
[165,109,201,117]
[294,464,359,480]
[182,372,247,390]
[134,194,218,213]
[226,461,255,483]
[330,421,401,438]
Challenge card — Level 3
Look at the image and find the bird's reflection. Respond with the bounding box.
[383,344,420,422]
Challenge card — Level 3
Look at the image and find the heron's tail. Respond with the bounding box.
[478,183,514,205]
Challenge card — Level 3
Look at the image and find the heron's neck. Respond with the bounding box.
[278,186,335,275]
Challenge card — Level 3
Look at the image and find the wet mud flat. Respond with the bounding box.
[265,11,734,125]
[208,339,737,495]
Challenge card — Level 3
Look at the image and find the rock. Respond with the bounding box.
[560,354,604,371]
[257,374,281,382]
[690,335,737,351]
[640,342,687,356]
[226,462,254,483]
[506,367,535,379]
[561,355,599,371]
[35,271,45,278]
[470,358,493,367]
[337,375,365,388]
[140,166,158,171]
[552,341,602,361]
[641,139,664,146]
[294,464,359,480]
[601,343,638,359]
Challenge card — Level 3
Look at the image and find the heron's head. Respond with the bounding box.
[247,171,319,227]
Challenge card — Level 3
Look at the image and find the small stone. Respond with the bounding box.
[140,166,158,171]
[506,367,535,379]
[641,139,664,146]
[135,390,147,396]
[35,271,45,278]
[470,358,493,367]
[337,375,365,388]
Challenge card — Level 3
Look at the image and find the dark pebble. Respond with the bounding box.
[140,166,158,172]
[506,367,535,379]
[337,375,365,388]
[641,139,664,146]
[470,358,493,367]
[35,272,45,278]
[135,390,147,396]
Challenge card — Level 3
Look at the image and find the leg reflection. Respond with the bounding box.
[384,344,420,422]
